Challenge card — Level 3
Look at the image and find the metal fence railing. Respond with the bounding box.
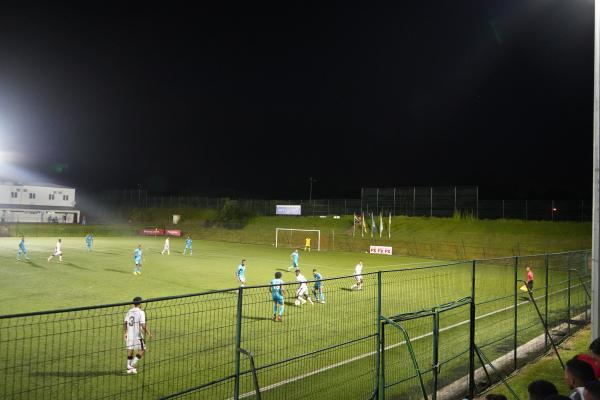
[88,189,592,222]
[0,250,591,399]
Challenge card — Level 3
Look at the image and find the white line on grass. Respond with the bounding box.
[235,284,582,399]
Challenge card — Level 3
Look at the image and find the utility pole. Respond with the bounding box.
[309,177,317,204]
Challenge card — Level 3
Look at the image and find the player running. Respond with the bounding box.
[270,272,286,322]
[183,236,193,256]
[47,239,63,263]
[161,237,170,255]
[312,268,325,303]
[304,237,311,252]
[295,269,314,305]
[287,249,299,272]
[236,259,247,287]
[16,237,30,261]
[350,260,364,290]
[133,245,143,275]
[85,233,94,252]
[123,296,152,374]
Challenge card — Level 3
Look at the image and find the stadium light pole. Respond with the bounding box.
[593,0,600,339]
[308,177,317,204]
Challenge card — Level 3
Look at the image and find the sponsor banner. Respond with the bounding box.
[166,229,182,237]
[369,245,393,255]
[276,205,301,216]
[140,228,165,236]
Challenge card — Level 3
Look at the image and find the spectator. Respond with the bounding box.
[565,357,596,400]
[577,339,600,379]
[528,380,559,400]
[584,381,600,400]
[485,394,508,400]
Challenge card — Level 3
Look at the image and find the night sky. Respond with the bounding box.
[0,1,595,199]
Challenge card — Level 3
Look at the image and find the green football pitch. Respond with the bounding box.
[0,237,590,399]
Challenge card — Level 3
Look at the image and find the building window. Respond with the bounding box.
[49,194,55,200]
[11,192,17,198]
[63,195,69,201]
[29,193,36,199]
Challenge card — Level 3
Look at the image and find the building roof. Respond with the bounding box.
[0,204,78,211]
[0,181,74,189]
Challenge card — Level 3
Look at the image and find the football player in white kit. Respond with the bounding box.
[351,260,364,290]
[161,237,170,255]
[294,269,314,305]
[47,238,63,262]
[123,296,152,374]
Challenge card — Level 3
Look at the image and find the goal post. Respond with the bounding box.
[275,228,321,251]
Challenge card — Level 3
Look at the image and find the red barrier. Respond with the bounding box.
[166,229,182,237]
[140,228,165,236]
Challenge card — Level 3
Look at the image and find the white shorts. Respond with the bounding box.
[238,277,246,284]
[163,246,170,251]
[126,337,146,351]
[53,251,62,256]
[355,275,363,282]
[296,287,308,297]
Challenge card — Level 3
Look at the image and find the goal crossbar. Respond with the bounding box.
[275,228,321,251]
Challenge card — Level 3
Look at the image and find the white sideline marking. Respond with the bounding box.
[235,284,582,399]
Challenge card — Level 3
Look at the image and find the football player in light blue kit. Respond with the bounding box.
[287,249,299,272]
[236,259,247,287]
[270,271,286,322]
[85,233,94,252]
[312,268,325,304]
[183,236,193,255]
[17,237,30,261]
[133,245,143,275]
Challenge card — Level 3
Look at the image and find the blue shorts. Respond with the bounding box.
[135,258,142,265]
[272,294,284,305]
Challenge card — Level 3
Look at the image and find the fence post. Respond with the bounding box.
[525,200,528,221]
[469,260,476,399]
[413,187,416,216]
[513,256,518,371]
[502,200,505,219]
[476,186,479,219]
[376,271,383,400]
[545,253,550,350]
[567,268,572,337]
[234,287,244,399]
[454,186,457,214]
[432,313,440,400]
[430,187,433,217]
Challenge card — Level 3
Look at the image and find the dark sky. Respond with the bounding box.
[0,1,594,199]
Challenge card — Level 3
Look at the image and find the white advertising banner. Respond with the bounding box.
[369,245,393,255]
[276,205,302,216]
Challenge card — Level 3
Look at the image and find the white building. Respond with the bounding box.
[0,182,80,223]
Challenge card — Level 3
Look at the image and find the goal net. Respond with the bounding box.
[275,228,321,251]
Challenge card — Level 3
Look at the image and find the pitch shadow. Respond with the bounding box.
[243,316,273,321]
[30,370,122,377]
[104,268,129,275]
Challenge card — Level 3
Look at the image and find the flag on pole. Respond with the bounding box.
[388,212,392,239]
[353,213,361,237]
[361,212,366,237]
[370,213,376,238]
[379,212,384,238]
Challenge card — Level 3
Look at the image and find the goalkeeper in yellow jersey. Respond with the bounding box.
[304,237,311,252]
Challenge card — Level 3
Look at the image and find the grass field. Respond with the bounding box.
[0,236,591,399]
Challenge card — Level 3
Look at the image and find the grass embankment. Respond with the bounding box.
[6,208,591,260]
[482,326,593,399]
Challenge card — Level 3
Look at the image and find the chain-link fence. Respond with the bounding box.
[1,250,590,399]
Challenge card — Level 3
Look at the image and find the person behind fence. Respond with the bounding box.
[351,260,364,290]
[584,381,600,400]
[270,272,286,322]
[304,237,311,252]
[294,269,313,306]
[528,379,558,400]
[288,249,299,272]
[236,259,247,287]
[526,265,534,293]
[183,236,192,255]
[578,338,600,379]
[85,233,94,252]
[312,268,325,303]
[161,237,170,256]
[564,357,596,400]
[123,296,152,374]
[47,238,63,263]
[16,236,29,261]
